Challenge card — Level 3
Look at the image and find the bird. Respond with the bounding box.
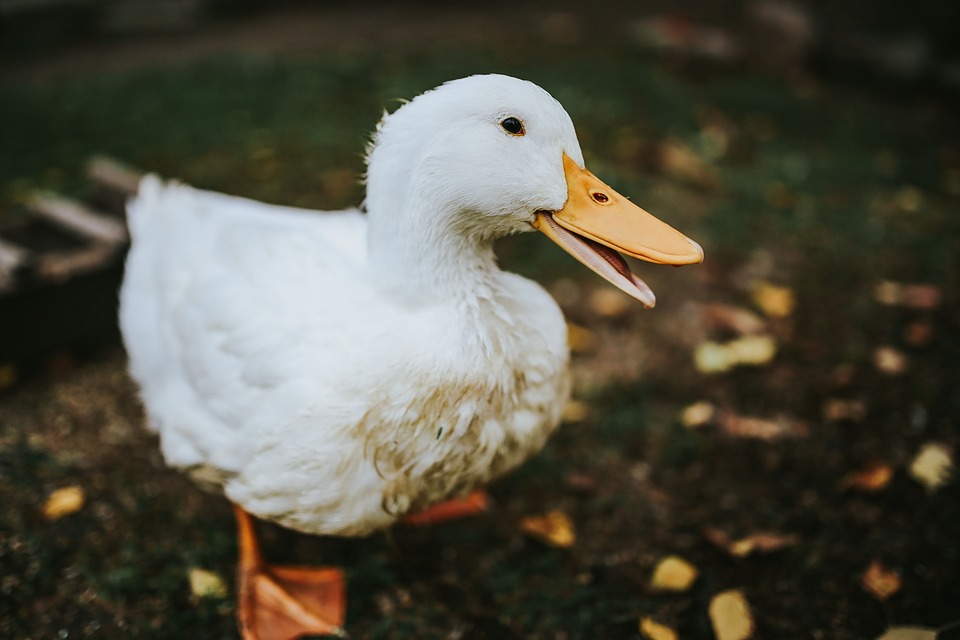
[118,73,703,639]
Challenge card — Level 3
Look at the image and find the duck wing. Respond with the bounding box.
[120,177,373,475]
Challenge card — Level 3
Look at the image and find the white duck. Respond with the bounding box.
[119,74,702,639]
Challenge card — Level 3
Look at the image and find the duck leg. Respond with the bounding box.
[234,505,345,639]
[401,490,489,526]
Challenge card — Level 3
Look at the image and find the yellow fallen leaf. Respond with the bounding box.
[751,281,796,318]
[694,341,735,373]
[588,287,631,318]
[188,567,227,599]
[563,400,589,423]
[640,617,679,640]
[709,589,755,640]
[908,443,953,492]
[873,280,901,306]
[650,555,698,592]
[567,323,596,353]
[726,335,777,366]
[874,346,908,375]
[727,540,754,557]
[520,510,575,548]
[862,560,901,601]
[727,532,800,558]
[680,401,716,428]
[42,486,85,521]
[694,336,777,374]
[877,627,938,640]
[841,461,893,492]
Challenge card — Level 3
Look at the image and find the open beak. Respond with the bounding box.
[532,153,703,308]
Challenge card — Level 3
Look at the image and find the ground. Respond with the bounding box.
[1,7,958,639]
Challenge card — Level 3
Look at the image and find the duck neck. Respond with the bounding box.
[367,199,502,306]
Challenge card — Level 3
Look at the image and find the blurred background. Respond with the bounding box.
[1,2,958,639]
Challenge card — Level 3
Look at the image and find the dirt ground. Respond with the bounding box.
[1,5,958,640]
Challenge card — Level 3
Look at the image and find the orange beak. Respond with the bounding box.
[532,153,703,308]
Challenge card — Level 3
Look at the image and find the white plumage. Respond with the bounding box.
[120,75,577,536]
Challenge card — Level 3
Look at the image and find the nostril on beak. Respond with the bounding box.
[591,192,609,204]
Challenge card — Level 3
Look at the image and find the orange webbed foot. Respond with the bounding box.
[234,506,346,639]
[401,490,489,526]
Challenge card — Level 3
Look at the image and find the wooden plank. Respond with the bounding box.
[86,155,142,198]
[0,237,30,292]
[27,194,129,245]
[35,245,120,282]
[0,237,29,273]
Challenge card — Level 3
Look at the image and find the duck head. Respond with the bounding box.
[365,74,702,307]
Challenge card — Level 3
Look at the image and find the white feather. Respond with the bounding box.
[120,74,579,536]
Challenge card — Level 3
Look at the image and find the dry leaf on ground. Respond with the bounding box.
[694,341,735,373]
[519,510,576,548]
[862,560,901,601]
[567,323,596,353]
[563,400,589,423]
[874,280,942,309]
[588,287,631,318]
[728,532,799,557]
[823,398,867,423]
[727,335,778,365]
[680,401,716,428]
[42,485,86,521]
[650,555,698,592]
[188,567,228,599]
[704,528,799,557]
[694,335,777,373]
[717,412,808,441]
[908,442,953,492]
[709,589,755,640]
[640,617,679,640]
[704,303,768,336]
[751,281,796,318]
[841,461,894,492]
[877,627,938,640]
[874,346,908,375]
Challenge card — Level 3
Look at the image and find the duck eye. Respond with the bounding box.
[500,117,525,136]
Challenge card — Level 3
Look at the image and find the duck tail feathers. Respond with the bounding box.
[126,174,184,240]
